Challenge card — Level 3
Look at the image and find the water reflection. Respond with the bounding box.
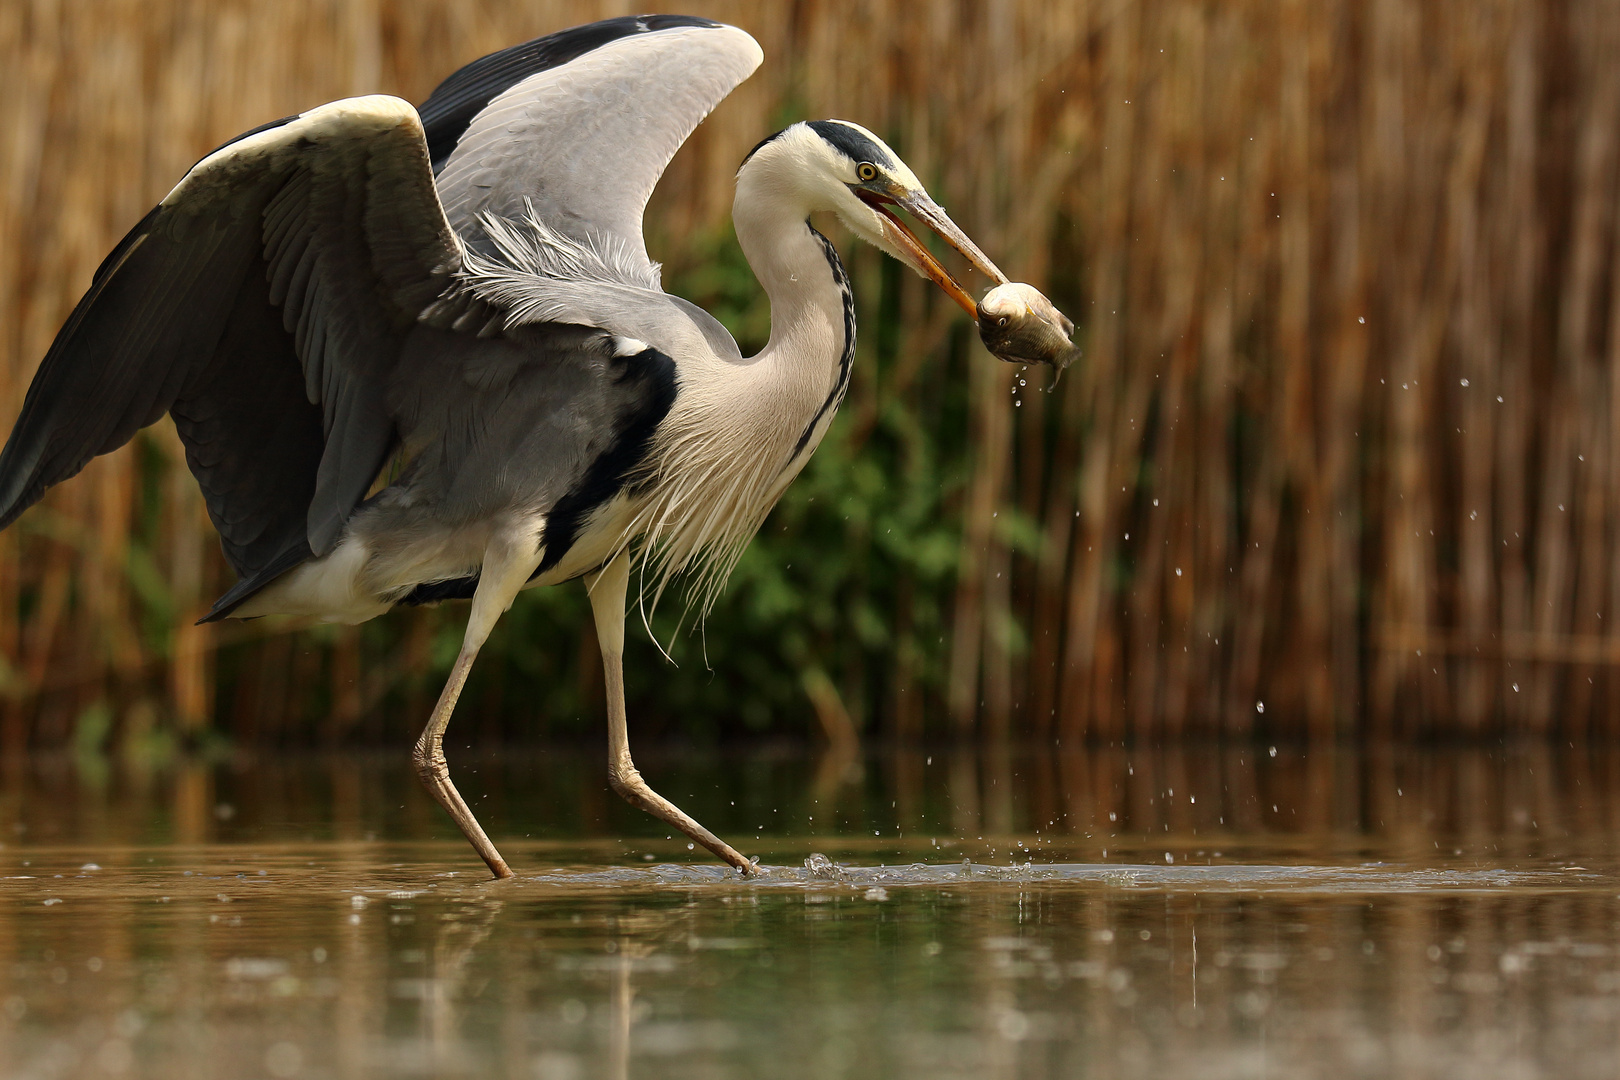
[7,742,1618,861]
[0,743,1616,1078]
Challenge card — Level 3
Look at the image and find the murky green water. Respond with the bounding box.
[1,743,1617,1078]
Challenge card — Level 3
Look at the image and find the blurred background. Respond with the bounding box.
[2,0,1618,755]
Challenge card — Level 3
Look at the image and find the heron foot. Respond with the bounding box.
[408,528,543,881]
[610,763,757,877]
[587,551,756,878]
[413,717,514,880]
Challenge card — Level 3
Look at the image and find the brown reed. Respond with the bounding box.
[2,0,1619,745]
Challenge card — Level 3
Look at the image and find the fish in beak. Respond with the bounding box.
[978,282,1080,372]
[855,184,1078,373]
[855,187,1007,317]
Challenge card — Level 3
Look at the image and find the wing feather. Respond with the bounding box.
[0,95,463,578]
[0,18,763,618]
[433,23,761,274]
[417,15,730,169]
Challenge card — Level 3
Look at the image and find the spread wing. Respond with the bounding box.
[432,19,763,275]
[0,96,460,584]
[0,16,761,621]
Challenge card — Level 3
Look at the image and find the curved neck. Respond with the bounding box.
[732,177,851,374]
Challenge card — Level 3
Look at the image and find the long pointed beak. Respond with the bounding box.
[858,190,1007,317]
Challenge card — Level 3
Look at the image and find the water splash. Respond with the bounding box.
[504,861,1596,894]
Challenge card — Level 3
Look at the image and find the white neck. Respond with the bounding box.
[732,162,850,378]
[604,136,862,621]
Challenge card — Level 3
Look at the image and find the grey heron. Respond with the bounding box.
[0,15,1007,879]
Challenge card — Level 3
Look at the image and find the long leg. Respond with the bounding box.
[412,526,540,880]
[586,551,756,876]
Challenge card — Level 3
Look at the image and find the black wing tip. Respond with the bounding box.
[198,541,312,623]
[0,500,34,537]
[0,446,43,534]
[198,580,261,623]
[0,423,83,538]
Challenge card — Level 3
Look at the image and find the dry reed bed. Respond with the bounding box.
[1,0,1617,743]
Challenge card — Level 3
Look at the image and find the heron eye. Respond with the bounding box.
[857,163,878,181]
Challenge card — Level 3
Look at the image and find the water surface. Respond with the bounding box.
[1,743,1616,1078]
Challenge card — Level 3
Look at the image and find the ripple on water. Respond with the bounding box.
[511,857,1600,894]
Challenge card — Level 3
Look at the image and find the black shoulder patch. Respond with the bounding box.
[419,15,722,169]
[805,120,895,169]
[531,340,679,579]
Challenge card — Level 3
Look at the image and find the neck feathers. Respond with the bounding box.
[606,162,859,627]
[789,225,855,463]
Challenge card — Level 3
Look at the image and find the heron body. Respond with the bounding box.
[0,16,1004,877]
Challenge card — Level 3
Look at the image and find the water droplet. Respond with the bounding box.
[1358,316,1366,324]
[1256,702,1266,715]
[1175,568,1182,576]
[1460,378,1470,387]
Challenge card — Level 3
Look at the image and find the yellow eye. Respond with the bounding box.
[857,163,878,182]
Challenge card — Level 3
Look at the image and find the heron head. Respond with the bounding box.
[740,120,1005,314]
